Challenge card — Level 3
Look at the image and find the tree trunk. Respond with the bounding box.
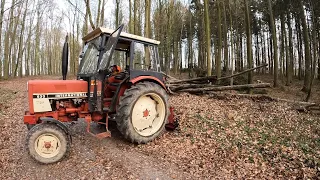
[300,0,311,92]
[96,0,101,27]
[85,0,96,30]
[133,0,138,34]
[236,33,241,72]
[35,8,41,75]
[0,0,5,78]
[244,0,253,93]
[145,0,151,68]
[25,14,34,77]
[187,10,193,69]
[280,13,285,83]
[318,31,320,80]
[268,0,278,87]
[173,38,179,74]
[240,33,243,71]
[15,0,28,77]
[216,1,222,80]
[228,0,234,85]
[128,0,132,33]
[3,0,16,79]
[256,34,260,73]
[204,0,212,76]
[287,12,294,83]
[262,29,266,74]
[222,0,228,73]
[100,0,105,26]
[306,3,318,101]
[296,17,303,80]
[82,2,89,37]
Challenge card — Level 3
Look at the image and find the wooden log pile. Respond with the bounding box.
[166,64,271,94]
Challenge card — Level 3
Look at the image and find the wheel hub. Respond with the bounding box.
[44,141,52,149]
[143,109,150,117]
[132,93,166,137]
[34,133,61,158]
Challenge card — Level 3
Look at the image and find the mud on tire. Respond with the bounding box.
[115,82,169,144]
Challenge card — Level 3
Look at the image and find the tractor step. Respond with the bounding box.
[85,115,111,139]
[95,131,111,139]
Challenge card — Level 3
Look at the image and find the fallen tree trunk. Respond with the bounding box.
[161,72,178,81]
[217,64,268,81]
[208,92,316,105]
[168,64,267,84]
[168,84,218,91]
[168,75,217,84]
[207,92,319,114]
[179,83,271,93]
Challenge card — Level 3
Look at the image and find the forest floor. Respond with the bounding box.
[0,75,319,179]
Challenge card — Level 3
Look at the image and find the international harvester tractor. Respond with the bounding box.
[23,24,177,164]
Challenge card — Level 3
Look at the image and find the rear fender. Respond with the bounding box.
[130,76,166,90]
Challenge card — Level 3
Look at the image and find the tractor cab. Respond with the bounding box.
[77,24,165,113]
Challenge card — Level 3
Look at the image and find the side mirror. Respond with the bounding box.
[62,35,69,80]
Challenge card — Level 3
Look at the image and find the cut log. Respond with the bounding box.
[208,93,315,104]
[179,83,271,93]
[168,84,218,91]
[161,72,178,81]
[205,92,320,114]
[168,76,217,84]
[217,64,268,81]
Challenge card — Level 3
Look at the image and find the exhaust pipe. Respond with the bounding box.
[62,35,69,80]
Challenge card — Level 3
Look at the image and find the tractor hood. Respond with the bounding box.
[27,80,101,114]
[28,80,88,94]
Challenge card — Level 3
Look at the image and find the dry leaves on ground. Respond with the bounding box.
[133,93,320,179]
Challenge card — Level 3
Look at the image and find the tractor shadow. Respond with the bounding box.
[69,118,131,145]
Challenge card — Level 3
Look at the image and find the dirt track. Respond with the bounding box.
[0,77,189,180]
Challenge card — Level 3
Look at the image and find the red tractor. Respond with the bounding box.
[24,24,178,164]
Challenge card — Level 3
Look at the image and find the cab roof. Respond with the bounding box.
[82,27,160,45]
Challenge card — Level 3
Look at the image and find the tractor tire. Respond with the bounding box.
[26,123,70,164]
[26,124,35,130]
[115,82,169,144]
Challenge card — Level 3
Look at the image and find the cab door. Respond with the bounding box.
[90,24,124,112]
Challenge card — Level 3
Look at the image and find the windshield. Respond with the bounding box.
[99,25,123,71]
[78,37,101,75]
[78,25,123,75]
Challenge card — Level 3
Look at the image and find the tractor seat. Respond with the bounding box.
[114,72,126,80]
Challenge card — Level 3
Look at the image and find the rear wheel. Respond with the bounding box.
[116,82,169,144]
[26,123,70,164]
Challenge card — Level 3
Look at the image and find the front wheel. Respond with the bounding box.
[26,123,70,164]
[116,82,169,144]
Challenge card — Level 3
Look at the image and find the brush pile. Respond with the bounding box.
[165,64,271,94]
